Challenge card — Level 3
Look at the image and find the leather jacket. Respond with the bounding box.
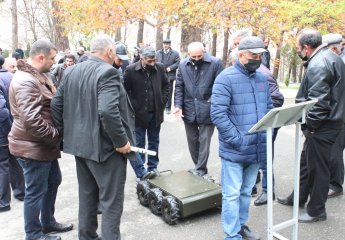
[296,46,345,130]
[8,63,61,161]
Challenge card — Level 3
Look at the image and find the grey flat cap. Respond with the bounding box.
[140,46,156,58]
[238,36,266,54]
[163,39,171,44]
[115,43,129,60]
[322,33,342,45]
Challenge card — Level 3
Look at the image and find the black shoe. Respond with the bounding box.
[15,196,24,201]
[254,192,275,206]
[36,235,61,240]
[277,196,304,208]
[188,169,207,177]
[140,171,153,181]
[42,222,73,234]
[255,172,261,184]
[298,212,327,223]
[328,189,343,198]
[0,205,10,212]
[238,225,260,240]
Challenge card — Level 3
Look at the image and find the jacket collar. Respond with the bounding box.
[0,67,8,73]
[303,44,328,67]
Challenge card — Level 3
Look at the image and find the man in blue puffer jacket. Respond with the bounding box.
[211,36,273,240]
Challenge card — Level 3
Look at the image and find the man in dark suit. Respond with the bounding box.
[156,39,180,114]
[51,34,135,240]
[124,46,170,178]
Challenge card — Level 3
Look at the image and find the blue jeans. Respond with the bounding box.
[131,113,161,175]
[221,159,260,240]
[17,157,61,240]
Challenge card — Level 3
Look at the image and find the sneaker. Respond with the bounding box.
[140,171,153,181]
[238,225,260,240]
[188,169,207,177]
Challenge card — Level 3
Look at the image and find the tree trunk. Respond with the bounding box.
[11,0,18,51]
[137,19,145,46]
[291,62,297,83]
[298,64,304,83]
[155,26,163,51]
[273,31,284,79]
[51,1,69,51]
[211,32,217,57]
[222,27,229,66]
[115,27,122,42]
[180,21,202,56]
[166,28,172,39]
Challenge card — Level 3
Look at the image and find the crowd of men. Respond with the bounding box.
[0,29,345,240]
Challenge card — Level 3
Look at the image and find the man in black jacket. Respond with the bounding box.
[156,39,180,114]
[124,46,170,178]
[51,34,135,240]
[277,28,345,223]
[174,42,223,176]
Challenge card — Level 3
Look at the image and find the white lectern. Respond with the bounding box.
[249,100,317,240]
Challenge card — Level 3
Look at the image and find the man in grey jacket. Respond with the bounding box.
[156,39,180,114]
[51,34,135,240]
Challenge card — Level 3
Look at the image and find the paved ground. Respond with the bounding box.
[1,89,344,240]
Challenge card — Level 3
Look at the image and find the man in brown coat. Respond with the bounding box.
[8,39,72,240]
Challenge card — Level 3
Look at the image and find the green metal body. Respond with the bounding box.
[147,171,222,218]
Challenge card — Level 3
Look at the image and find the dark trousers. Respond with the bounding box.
[298,127,339,216]
[184,122,214,172]
[0,146,25,209]
[17,158,61,240]
[135,113,161,172]
[329,128,344,192]
[76,155,127,240]
[165,80,175,111]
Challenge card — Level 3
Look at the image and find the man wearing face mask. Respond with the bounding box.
[174,42,223,177]
[124,46,170,179]
[322,33,345,198]
[211,36,272,240]
[277,28,345,223]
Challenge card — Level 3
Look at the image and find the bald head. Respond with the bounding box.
[4,57,17,73]
[188,42,204,63]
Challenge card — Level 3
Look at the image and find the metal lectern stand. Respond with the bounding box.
[249,100,317,240]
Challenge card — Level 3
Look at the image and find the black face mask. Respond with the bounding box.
[191,58,203,66]
[244,59,261,72]
[113,62,120,69]
[145,64,155,71]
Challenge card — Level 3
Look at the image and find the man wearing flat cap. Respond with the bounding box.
[124,46,170,179]
[321,33,345,199]
[156,39,180,114]
[211,36,272,240]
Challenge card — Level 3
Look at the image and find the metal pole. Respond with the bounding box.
[292,123,302,240]
[267,127,273,240]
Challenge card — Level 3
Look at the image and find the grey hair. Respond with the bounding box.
[232,29,251,40]
[90,34,115,53]
[30,39,57,58]
[187,42,204,52]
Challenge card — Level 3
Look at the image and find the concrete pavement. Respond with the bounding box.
[1,89,344,240]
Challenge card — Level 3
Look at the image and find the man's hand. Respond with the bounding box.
[166,67,171,72]
[115,141,131,154]
[173,107,184,120]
